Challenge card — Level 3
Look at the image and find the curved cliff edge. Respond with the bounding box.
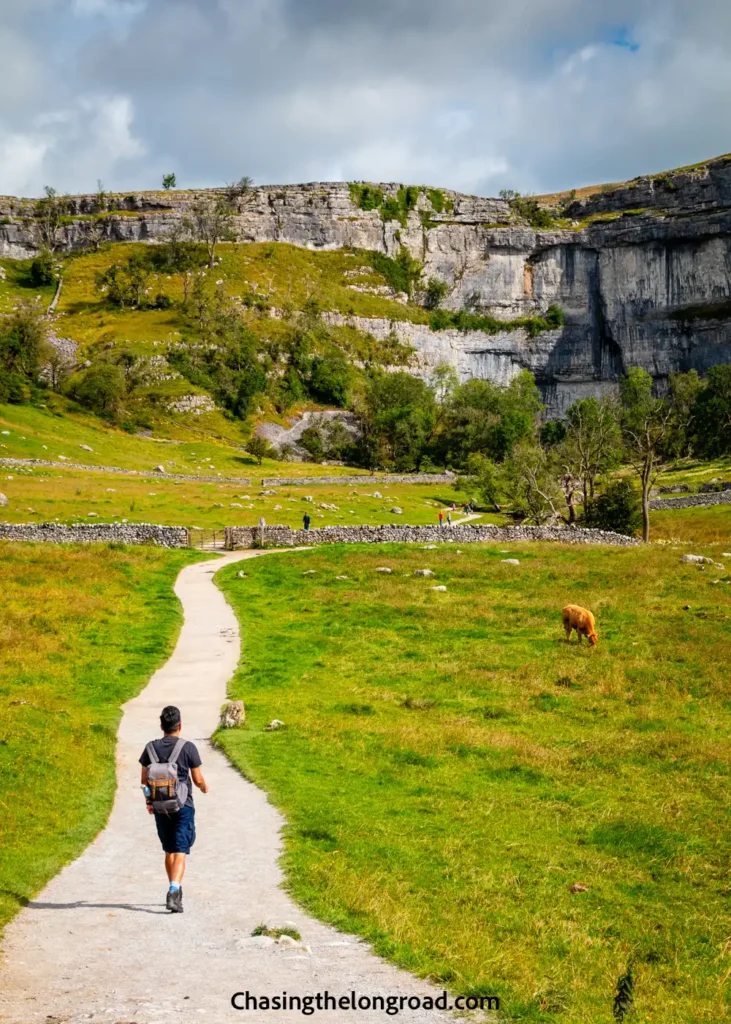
[2,155,731,416]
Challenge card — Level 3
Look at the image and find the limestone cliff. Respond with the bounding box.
[3,156,731,415]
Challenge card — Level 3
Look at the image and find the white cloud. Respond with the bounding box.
[0,134,48,196]
[0,0,730,196]
[72,0,146,16]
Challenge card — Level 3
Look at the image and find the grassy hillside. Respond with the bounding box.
[217,542,731,1023]
[0,542,201,933]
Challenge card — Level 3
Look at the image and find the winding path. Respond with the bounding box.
[0,552,460,1024]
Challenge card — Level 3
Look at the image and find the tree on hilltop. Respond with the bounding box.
[162,173,177,190]
[187,197,236,268]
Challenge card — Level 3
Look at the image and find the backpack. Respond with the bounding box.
[145,738,189,815]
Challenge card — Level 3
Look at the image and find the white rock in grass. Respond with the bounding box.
[79,444,94,452]
[423,544,437,550]
[0,493,7,507]
[155,465,166,474]
[431,585,447,592]
[413,569,435,577]
[303,569,317,575]
[87,512,99,517]
[265,719,285,731]
[376,567,393,574]
[390,507,403,514]
[681,554,715,565]
[501,559,520,566]
[336,575,349,581]
[303,495,314,502]
[371,491,382,498]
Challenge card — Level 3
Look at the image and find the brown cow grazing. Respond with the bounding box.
[562,605,598,646]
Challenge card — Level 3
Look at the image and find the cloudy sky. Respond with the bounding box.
[1,0,730,198]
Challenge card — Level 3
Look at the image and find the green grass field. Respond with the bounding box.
[0,401,376,480]
[217,542,731,1023]
[0,542,201,933]
[0,464,477,530]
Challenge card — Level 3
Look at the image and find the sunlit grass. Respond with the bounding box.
[0,542,201,933]
[218,542,731,1023]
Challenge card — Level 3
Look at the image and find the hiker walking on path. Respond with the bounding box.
[447,510,452,525]
[438,511,444,528]
[303,512,311,531]
[140,705,208,914]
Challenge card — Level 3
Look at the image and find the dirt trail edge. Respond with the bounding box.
[0,551,467,1024]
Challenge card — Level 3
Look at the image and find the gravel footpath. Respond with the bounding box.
[0,551,466,1024]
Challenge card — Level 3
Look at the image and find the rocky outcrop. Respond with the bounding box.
[225,523,638,549]
[4,158,731,414]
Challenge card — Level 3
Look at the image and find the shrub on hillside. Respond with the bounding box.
[583,479,642,536]
[68,363,126,418]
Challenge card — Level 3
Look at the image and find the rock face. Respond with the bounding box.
[4,159,731,414]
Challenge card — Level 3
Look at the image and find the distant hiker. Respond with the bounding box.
[439,511,444,527]
[447,511,452,526]
[303,512,311,531]
[139,705,208,914]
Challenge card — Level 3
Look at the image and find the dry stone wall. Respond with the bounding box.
[226,523,638,549]
[0,523,190,547]
[260,472,456,487]
[649,490,731,510]
[0,459,250,485]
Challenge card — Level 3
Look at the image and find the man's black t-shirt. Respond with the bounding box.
[139,737,202,808]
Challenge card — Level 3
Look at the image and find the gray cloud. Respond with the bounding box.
[0,0,729,197]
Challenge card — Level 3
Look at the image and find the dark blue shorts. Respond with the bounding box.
[155,805,196,854]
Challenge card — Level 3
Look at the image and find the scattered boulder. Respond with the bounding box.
[79,444,94,453]
[501,559,520,566]
[569,883,589,894]
[276,935,299,948]
[681,554,724,567]
[336,575,349,580]
[219,700,245,729]
[303,496,314,502]
[431,585,448,592]
[423,544,437,550]
[264,719,285,731]
[0,493,7,507]
[390,507,403,515]
[87,512,99,517]
[237,570,247,578]
[303,569,316,576]
[376,567,393,574]
[371,491,383,498]
[414,569,435,577]
[155,465,166,474]
[230,503,243,509]
[261,490,277,496]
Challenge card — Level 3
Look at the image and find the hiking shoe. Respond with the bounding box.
[166,889,175,912]
[169,887,184,913]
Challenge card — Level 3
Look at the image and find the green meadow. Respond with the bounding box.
[217,542,731,1023]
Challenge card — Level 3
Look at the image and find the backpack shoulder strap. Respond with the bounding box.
[168,737,187,764]
[145,741,160,764]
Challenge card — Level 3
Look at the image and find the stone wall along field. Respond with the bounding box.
[259,472,457,487]
[0,459,251,485]
[225,523,638,550]
[649,490,731,510]
[0,523,190,547]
